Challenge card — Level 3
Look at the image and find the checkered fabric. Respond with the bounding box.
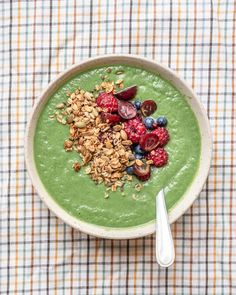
[1,0,236,294]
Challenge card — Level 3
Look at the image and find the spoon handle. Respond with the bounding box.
[155,189,175,267]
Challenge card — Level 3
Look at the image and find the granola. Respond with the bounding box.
[53,71,170,193]
[54,87,134,190]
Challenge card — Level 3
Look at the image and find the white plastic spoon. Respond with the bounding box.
[155,189,175,267]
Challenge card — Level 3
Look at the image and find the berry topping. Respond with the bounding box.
[55,74,171,187]
[133,161,151,181]
[153,122,158,129]
[115,85,137,101]
[135,153,144,160]
[133,144,146,155]
[134,100,142,110]
[96,92,118,112]
[139,133,159,152]
[152,127,169,146]
[126,166,134,175]
[118,101,137,120]
[100,112,122,124]
[144,117,155,129]
[141,100,157,117]
[156,116,168,127]
[146,148,168,167]
[124,116,146,144]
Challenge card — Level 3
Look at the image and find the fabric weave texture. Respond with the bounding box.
[1,0,236,294]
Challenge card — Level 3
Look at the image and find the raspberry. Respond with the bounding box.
[100,112,122,124]
[146,148,168,167]
[96,92,118,113]
[124,116,146,144]
[152,127,169,146]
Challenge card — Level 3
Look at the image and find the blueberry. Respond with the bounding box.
[156,116,168,127]
[144,117,155,129]
[134,100,142,110]
[135,153,144,160]
[126,166,134,175]
[134,145,145,155]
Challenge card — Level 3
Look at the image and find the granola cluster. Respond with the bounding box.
[54,86,134,191]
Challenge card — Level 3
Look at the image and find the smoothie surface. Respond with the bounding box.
[34,65,201,228]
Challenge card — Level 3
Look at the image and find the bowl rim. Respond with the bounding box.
[25,54,212,239]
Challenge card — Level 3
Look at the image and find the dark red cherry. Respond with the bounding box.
[115,85,137,101]
[139,133,159,152]
[141,100,157,117]
[133,161,151,181]
[117,101,137,120]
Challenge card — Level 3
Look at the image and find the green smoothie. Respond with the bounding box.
[34,65,201,228]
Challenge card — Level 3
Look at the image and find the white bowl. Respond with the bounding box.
[25,54,212,239]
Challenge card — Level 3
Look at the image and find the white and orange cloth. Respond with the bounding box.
[1,1,236,293]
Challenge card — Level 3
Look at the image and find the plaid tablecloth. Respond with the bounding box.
[1,0,236,294]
